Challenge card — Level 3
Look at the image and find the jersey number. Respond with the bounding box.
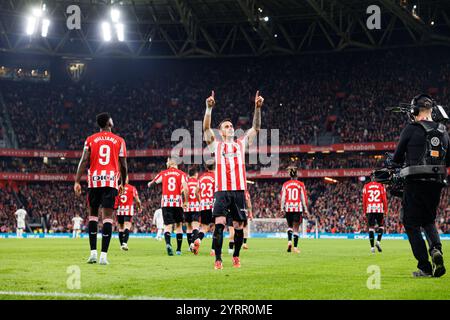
[168,177,177,191]
[120,195,127,203]
[99,145,111,165]
[200,183,213,198]
[287,188,299,201]
[368,190,381,202]
[189,186,197,200]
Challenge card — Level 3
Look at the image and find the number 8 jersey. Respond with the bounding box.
[362,181,388,214]
[84,131,127,190]
[151,167,188,207]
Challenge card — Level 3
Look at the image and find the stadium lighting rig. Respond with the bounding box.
[101,7,125,42]
[25,3,50,37]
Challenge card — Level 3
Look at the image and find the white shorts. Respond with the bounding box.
[17,221,25,229]
[156,224,164,229]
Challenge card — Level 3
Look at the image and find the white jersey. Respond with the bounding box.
[153,208,164,229]
[15,209,27,228]
[72,217,83,229]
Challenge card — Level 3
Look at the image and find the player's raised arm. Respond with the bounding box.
[147,172,162,189]
[245,90,263,147]
[74,146,90,196]
[203,90,216,146]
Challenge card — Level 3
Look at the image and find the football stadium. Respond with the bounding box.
[1,0,450,303]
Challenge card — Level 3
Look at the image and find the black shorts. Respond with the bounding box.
[87,187,118,210]
[200,210,213,225]
[213,191,247,222]
[367,213,384,228]
[162,207,184,225]
[285,212,303,228]
[117,215,132,224]
[184,211,200,223]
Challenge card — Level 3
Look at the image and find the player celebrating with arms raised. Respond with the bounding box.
[362,176,388,253]
[281,167,308,253]
[148,157,188,256]
[74,112,128,265]
[203,90,263,269]
[116,177,142,251]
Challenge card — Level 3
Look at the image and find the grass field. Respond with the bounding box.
[0,237,449,300]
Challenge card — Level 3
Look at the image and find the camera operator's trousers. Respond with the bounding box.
[401,181,443,273]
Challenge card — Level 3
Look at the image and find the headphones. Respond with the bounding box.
[410,93,435,116]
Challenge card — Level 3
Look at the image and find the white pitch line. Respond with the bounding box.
[0,291,202,300]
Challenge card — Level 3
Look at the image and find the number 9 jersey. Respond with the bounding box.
[84,131,127,190]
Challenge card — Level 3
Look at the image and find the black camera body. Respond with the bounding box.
[372,153,405,198]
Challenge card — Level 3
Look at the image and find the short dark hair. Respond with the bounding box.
[218,118,233,130]
[205,159,215,171]
[96,112,111,128]
[188,166,199,177]
[288,166,297,179]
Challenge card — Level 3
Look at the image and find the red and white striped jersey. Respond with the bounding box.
[199,172,215,210]
[185,177,200,212]
[281,180,308,212]
[151,167,187,208]
[84,131,127,190]
[211,136,247,192]
[116,184,138,216]
[362,182,388,214]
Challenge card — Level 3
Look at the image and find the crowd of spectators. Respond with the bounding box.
[2,47,450,234]
[0,153,385,174]
[2,48,450,151]
[1,178,448,234]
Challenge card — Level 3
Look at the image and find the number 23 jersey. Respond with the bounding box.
[84,131,127,190]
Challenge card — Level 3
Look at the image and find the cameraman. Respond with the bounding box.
[392,94,448,278]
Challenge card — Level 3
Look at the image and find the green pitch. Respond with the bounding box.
[0,238,449,300]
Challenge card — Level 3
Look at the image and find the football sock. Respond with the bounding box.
[369,229,375,248]
[123,229,129,244]
[213,224,224,261]
[101,219,113,253]
[287,229,293,242]
[293,234,299,248]
[377,227,383,242]
[88,217,98,251]
[164,231,171,245]
[233,229,244,257]
[119,231,124,245]
[176,233,183,251]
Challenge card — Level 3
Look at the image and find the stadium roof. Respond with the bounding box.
[0,0,450,59]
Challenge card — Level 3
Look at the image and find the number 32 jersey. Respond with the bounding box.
[362,182,387,214]
[84,131,127,190]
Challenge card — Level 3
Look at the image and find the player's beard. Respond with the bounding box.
[222,129,234,141]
